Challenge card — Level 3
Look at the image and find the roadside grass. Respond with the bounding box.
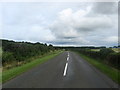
[0,47,2,55]
[76,52,120,84]
[0,69,2,83]
[2,50,63,83]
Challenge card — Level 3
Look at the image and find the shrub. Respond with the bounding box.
[76,48,119,70]
[2,52,15,64]
[2,39,55,66]
[99,48,114,59]
[106,52,120,69]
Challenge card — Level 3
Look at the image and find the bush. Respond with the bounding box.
[99,48,114,59]
[2,39,56,65]
[2,52,15,64]
[76,48,119,70]
[106,52,120,69]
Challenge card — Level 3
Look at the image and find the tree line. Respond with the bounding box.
[2,39,55,68]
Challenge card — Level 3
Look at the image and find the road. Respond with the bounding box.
[3,51,118,88]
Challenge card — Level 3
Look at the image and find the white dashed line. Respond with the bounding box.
[63,52,69,77]
[67,57,69,61]
[63,63,68,76]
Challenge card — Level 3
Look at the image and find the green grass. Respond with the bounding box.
[112,48,120,53]
[91,48,120,53]
[0,69,2,83]
[91,49,100,52]
[76,52,120,84]
[0,47,2,58]
[2,50,63,83]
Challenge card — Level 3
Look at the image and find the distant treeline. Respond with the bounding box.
[2,39,56,67]
[55,45,119,50]
[71,48,120,70]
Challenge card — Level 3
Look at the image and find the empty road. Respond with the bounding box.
[3,51,118,88]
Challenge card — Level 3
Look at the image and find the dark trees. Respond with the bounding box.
[2,39,55,65]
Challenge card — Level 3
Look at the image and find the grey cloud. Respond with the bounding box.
[92,2,117,14]
[47,37,90,46]
[74,17,113,31]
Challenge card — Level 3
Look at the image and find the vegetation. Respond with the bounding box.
[91,49,100,52]
[91,48,120,53]
[2,51,62,83]
[73,48,120,70]
[2,39,56,69]
[112,48,120,53]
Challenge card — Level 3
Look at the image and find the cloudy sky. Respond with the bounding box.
[1,1,118,46]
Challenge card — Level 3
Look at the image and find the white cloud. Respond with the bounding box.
[50,7,116,46]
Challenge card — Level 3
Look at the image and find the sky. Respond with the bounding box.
[1,1,118,47]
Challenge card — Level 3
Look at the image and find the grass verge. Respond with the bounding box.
[2,50,63,83]
[76,52,120,85]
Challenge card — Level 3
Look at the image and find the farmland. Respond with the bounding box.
[91,48,120,53]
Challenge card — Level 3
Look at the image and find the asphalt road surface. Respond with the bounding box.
[3,51,118,88]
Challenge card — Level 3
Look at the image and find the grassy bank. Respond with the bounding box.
[2,50,63,83]
[76,52,120,84]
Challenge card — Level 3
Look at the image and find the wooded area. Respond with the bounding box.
[2,39,56,69]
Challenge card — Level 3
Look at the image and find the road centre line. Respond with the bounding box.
[68,53,69,57]
[63,62,68,76]
[63,52,69,76]
[67,57,69,61]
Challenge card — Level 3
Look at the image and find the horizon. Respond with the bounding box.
[2,39,119,48]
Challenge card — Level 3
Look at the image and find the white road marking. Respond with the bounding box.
[63,63,68,76]
[67,57,69,61]
[63,52,69,76]
[68,52,69,57]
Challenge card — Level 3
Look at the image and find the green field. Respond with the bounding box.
[77,52,120,84]
[2,50,62,83]
[91,49,100,52]
[112,48,120,53]
[91,48,120,53]
[0,47,2,58]
[0,68,2,83]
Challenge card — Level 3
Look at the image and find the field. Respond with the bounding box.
[91,48,120,53]
[112,48,120,53]
[0,47,2,57]
[91,49,100,52]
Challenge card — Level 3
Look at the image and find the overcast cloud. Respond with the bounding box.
[1,2,118,46]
